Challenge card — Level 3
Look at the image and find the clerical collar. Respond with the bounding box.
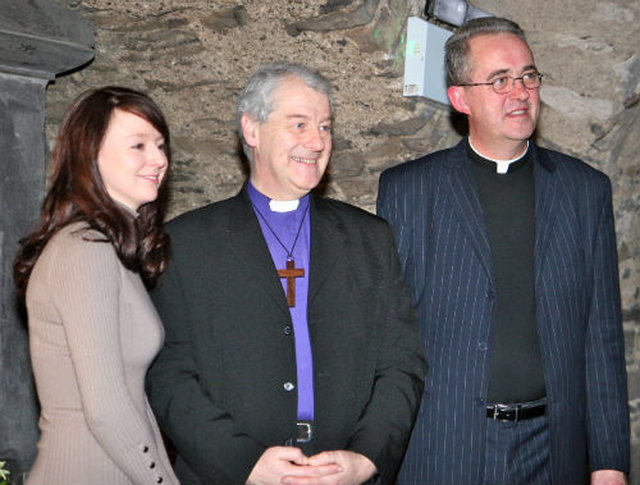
[467,137,531,175]
[467,138,529,174]
[247,182,307,214]
[269,199,299,212]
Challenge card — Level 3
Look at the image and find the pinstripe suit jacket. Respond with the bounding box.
[377,139,629,485]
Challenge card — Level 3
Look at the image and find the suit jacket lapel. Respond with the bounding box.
[225,188,291,317]
[305,194,354,435]
[307,194,346,308]
[532,144,559,287]
[443,141,493,280]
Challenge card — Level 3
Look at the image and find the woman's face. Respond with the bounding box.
[97,109,168,212]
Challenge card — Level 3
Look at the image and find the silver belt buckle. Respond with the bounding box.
[492,404,499,420]
[296,422,313,443]
[493,403,509,420]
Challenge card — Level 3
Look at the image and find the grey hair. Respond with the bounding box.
[236,62,332,163]
[444,17,529,87]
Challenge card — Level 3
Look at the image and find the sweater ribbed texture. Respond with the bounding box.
[26,222,179,485]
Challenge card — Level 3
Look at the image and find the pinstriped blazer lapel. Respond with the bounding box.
[532,145,559,287]
[443,143,493,280]
[225,189,291,318]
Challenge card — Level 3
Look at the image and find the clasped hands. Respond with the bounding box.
[246,446,377,485]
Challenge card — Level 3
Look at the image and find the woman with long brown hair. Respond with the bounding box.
[14,86,179,485]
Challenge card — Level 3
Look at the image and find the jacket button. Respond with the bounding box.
[283,382,295,391]
[142,445,149,453]
[156,477,163,483]
[486,289,495,300]
[477,341,488,351]
[283,325,293,336]
[150,462,156,469]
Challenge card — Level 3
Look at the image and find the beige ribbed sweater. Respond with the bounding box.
[25,223,179,485]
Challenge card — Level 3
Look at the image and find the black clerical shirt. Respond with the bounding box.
[468,140,546,404]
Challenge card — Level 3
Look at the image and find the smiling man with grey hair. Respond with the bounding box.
[148,62,426,485]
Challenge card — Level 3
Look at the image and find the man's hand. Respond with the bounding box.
[283,450,377,485]
[591,469,626,485]
[246,446,341,485]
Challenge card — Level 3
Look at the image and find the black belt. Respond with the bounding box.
[486,403,546,421]
[296,421,314,443]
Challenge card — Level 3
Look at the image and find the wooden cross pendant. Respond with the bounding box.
[277,259,305,307]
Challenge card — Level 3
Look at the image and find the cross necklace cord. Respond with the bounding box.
[252,201,309,307]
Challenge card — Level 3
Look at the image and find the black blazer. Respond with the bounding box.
[147,187,426,484]
[377,140,630,484]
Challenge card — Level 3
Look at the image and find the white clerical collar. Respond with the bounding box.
[269,199,300,213]
[469,139,529,174]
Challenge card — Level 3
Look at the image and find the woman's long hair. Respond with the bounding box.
[14,86,172,297]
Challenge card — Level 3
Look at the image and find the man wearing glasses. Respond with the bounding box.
[377,16,629,485]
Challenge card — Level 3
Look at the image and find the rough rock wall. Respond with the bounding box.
[46,0,639,477]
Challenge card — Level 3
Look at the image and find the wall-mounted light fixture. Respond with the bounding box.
[425,0,491,27]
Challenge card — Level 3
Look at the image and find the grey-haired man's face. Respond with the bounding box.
[242,77,332,200]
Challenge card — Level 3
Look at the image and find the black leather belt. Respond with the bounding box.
[296,421,314,442]
[486,403,546,421]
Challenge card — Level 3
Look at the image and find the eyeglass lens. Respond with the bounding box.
[494,73,542,93]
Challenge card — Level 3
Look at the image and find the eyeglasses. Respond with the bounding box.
[457,71,543,94]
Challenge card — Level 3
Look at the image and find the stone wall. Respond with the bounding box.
[46,0,639,477]
[1,1,94,475]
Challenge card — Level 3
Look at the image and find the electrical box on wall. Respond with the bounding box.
[403,16,452,105]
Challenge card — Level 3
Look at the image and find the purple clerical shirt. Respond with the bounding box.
[248,182,314,421]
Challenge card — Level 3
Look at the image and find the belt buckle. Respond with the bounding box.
[493,404,517,421]
[296,422,313,443]
[492,404,501,420]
